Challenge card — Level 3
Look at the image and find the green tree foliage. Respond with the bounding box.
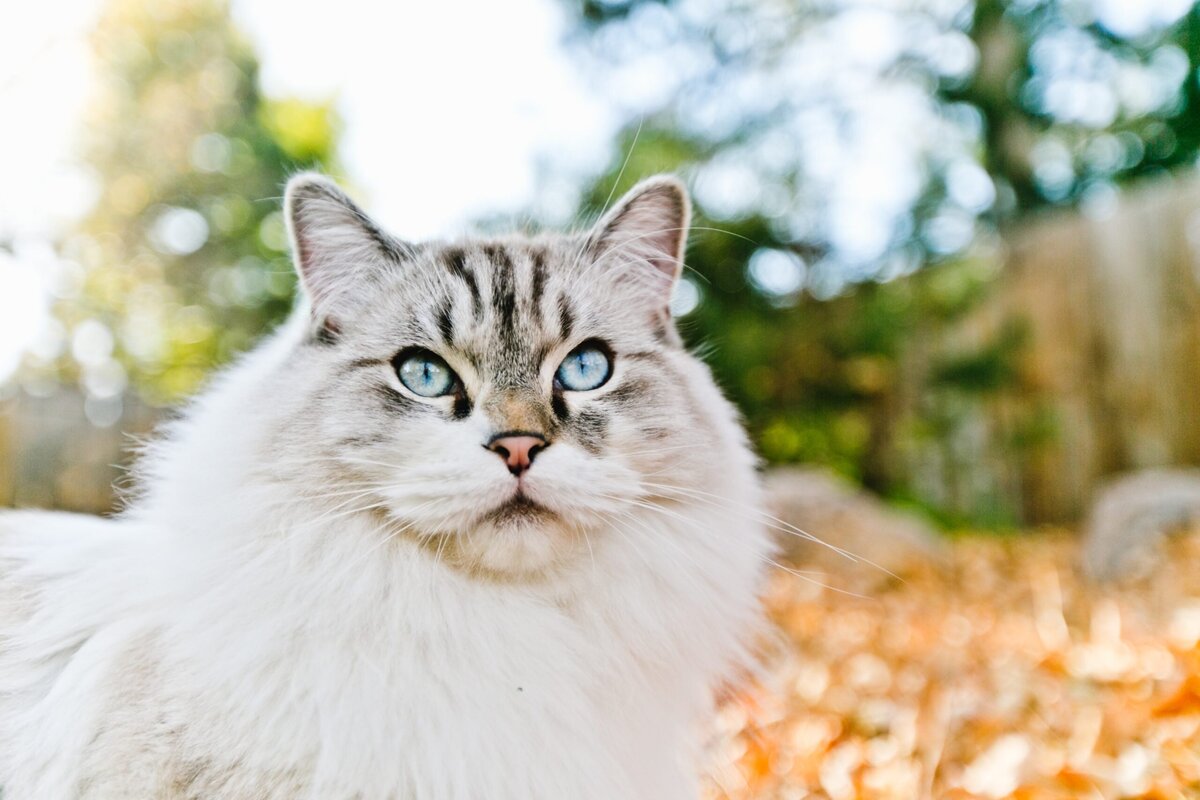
[62,0,338,405]
[961,0,1200,211]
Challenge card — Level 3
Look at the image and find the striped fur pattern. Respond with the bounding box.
[0,175,773,798]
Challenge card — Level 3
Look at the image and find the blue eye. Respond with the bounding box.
[556,342,612,392]
[396,350,458,397]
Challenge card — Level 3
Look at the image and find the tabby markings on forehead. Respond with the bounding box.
[485,244,519,342]
[435,299,455,346]
[529,248,548,325]
[441,247,481,317]
[557,295,575,340]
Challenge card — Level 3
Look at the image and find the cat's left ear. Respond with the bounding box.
[587,175,690,307]
[284,173,411,335]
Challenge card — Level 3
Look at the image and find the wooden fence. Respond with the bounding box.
[911,175,1200,523]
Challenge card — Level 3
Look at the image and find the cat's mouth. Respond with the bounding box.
[485,492,554,524]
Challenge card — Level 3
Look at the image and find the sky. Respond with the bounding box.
[234,0,616,238]
[0,0,618,383]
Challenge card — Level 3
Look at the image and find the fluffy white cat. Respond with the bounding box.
[0,174,772,799]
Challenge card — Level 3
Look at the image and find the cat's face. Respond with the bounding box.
[273,174,724,576]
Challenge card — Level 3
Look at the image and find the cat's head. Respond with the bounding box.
[270,173,742,576]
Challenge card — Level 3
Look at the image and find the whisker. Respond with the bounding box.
[634,480,901,581]
[598,117,645,222]
[603,495,872,600]
[330,499,440,579]
[563,117,647,279]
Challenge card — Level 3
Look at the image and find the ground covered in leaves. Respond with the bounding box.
[707,530,1200,799]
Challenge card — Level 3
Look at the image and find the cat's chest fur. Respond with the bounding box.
[2,506,744,800]
[160,539,682,800]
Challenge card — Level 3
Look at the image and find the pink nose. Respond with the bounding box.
[487,434,547,476]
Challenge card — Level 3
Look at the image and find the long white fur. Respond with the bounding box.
[0,176,772,799]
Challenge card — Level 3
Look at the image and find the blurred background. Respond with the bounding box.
[3,0,1200,526]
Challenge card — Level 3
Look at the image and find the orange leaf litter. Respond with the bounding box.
[705,531,1200,799]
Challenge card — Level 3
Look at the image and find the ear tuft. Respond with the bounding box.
[588,175,691,304]
[284,173,410,331]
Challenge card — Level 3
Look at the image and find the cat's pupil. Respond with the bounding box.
[572,351,602,378]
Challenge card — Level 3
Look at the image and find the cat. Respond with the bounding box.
[0,174,773,799]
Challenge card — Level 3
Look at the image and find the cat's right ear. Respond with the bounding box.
[284,173,411,337]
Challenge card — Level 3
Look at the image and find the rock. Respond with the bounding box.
[1082,468,1200,584]
[763,467,946,579]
